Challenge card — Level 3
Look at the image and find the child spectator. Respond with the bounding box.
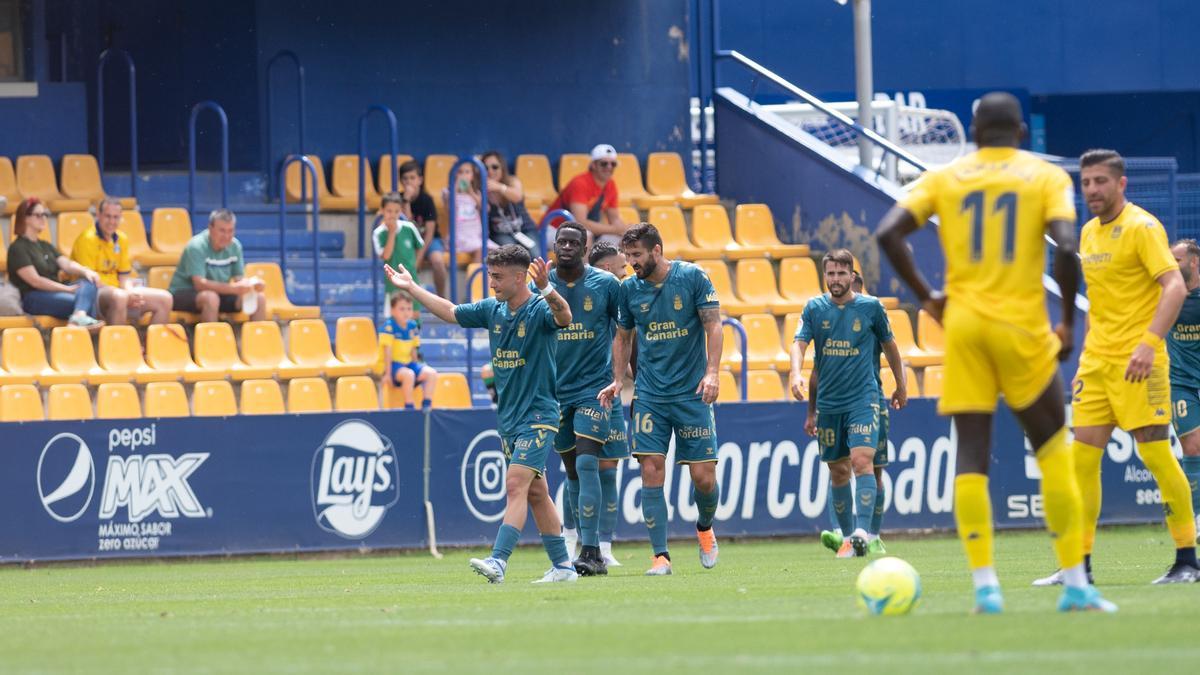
[445,162,483,265]
[378,293,438,409]
[373,192,424,307]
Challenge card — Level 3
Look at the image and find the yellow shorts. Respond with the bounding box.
[1071,350,1172,430]
[939,305,1060,415]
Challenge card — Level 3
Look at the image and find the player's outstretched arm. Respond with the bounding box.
[383,263,459,324]
[882,339,907,409]
[696,306,722,404]
[788,339,809,402]
[599,326,633,408]
[1048,219,1081,361]
[876,207,944,320]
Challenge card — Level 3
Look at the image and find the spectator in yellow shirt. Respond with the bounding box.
[71,198,172,325]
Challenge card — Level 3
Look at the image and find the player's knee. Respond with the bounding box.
[850,451,874,476]
[691,466,717,493]
[639,456,666,486]
[504,472,531,499]
[1182,431,1200,457]
[828,460,852,486]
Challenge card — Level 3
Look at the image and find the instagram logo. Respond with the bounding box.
[461,430,507,522]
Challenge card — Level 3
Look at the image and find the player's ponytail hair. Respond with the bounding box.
[821,248,855,273]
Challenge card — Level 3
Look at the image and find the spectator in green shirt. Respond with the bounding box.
[168,208,266,322]
[373,191,424,304]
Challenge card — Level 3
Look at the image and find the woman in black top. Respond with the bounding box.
[482,151,541,257]
[8,197,104,328]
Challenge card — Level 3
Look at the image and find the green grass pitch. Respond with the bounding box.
[0,525,1195,674]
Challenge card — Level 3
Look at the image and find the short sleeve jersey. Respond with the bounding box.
[7,238,62,294]
[1169,287,1200,391]
[169,231,245,293]
[795,293,893,414]
[548,173,618,222]
[373,219,424,293]
[379,317,420,365]
[71,227,131,287]
[548,265,622,406]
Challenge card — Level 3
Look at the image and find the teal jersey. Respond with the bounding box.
[548,265,622,406]
[1169,287,1200,390]
[796,293,893,414]
[616,260,720,402]
[455,295,561,437]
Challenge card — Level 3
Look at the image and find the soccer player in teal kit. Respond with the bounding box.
[1170,238,1200,539]
[384,245,576,584]
[599,223,724,576]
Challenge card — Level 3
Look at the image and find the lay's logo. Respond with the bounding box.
[311,420,399,539]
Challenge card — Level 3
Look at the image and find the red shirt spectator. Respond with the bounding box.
[549,144,627,242]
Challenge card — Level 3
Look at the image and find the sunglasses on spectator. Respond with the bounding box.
[29,211,50,218]
[596,161,616,168]
[486,164,502,170]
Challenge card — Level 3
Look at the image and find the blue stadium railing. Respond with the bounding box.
[278,155,321,308]
[95,48,138,204]
[722,317,748,401]
[357,104,401,318]
[187,101,230,218]
[264,50,307,201]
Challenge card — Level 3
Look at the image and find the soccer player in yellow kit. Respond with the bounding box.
[877,92,1115,612]
[1032,150,1198,585]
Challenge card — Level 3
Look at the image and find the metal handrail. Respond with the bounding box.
[278,155,320,309]
[721,317,748,401]
[537,208,574,259]
[187,101,229,217]
[462,265,488,396]
[264,51,307,201]
[446,157,489,303]
[96,49,138,203]
[357,105,400,261]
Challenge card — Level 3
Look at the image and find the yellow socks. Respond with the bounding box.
[1072,440,1104,555]
[954,473,993,570]
[1138,439,1198,548]
[1036,428,1083,570]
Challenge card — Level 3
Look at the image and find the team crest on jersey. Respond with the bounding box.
[822,320,831,329]
[852,318,861,332]
[673,295,683,311]
[583,295,593,312]
[1111,225,1123,239]
[493,323,501,334]
[640,303,649,313]
[517,321,526,338]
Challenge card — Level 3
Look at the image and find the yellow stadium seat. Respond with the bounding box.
[335,317,379,371]
[886,309,942,367]
[917,309,945,356]
[241,321,319,379]
[746,369,785,401]
[15,155,89,212]
[612,153,674,209]
[144,381,190,417]
[147,265,174,290]
[779,257,823,304]
[335,375,380,411]
[0,157,19,215]
[0,315,33,330]
[736,259,806,315]
[149,208,194,259]
[119,210,173,267]
[741,314,791,371]
[644,152,720,208]
[56,211,93,253]
[243,262,321,320]
[60,154,135,208]
[284,155,355,211]
[691,205,769,259]
[193,321,275,380]
[239,379,285,415]
[528,205,547,229]
[465,262,496,300]
[695,260,766,316]
[287,377,332,413]
[96,382,142,419]
[288,319,366,378]
[49,325,129,385]
[646,206,711,260]
[733,204,810,258]
[781,313,814,369]
[881,366,920,399]
[556,153,590,191]
[922,365,944,399]
[0,327,54,385]
[430,372,472,409]
[98,325,174,383]
[0,235,7,272]
[331,154,381,210]
[515,154,556,208]
[717,370,739,402]
[423,154,457,237]
[0,384,43,421]
[146,323,226,382]
[617,206,641,227]
[720,323,743,372]
[47,383,93,420]
[376,154,414,195]
[193,380,237,417]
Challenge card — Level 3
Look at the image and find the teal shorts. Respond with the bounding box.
[554,402,611,453]
[875,406,890,467]
[603,399,630,460]
[816,403,880,463]
[502,424,557,476]
[1172,387,1200,438]
[630,397,718,464]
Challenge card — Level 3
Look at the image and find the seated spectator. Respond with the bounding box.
[444,162,484,264]
[482,150,540,256]
[398,160,448,297]
[548,144,627,244]
[378,293,437,409]
[168,208,266,322]
[72,197,172,325]
[373,192,424,307]
[7,197,104,329]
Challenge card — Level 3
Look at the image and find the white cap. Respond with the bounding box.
[590,144,618,162]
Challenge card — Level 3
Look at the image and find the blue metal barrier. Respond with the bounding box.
[357,105,400,321]
[463,265,487,395]
[264,51,307,201]
[537,208,574,259]
[187,101,230,218]
[96,49,138,203]
[722,317,748,401]
[446,157,489,303]
[279,155,321,309]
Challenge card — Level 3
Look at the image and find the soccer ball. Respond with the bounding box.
[856,556,921,616]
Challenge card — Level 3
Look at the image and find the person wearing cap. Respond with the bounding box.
[71,197,172,325]
[548,144,628,244]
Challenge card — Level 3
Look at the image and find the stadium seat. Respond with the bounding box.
[617,206,641,227]
[720,323,744,372]
[465,263,496,300]
[0,327,54,385]
[423,154,457,236]
[288,319,367,377]
[96,382,142,419]
[0,235,7,272]
[376,154,414,195]
[149,208,194,260]
[695,260,767,315]
[240,379,285,415]
[99,325,175,383]
[613,153,673,209]
[736,259,806,315]
[645,152,720,208]
[284,155,356,211]
[193,380,237,417]
[146,266,197,323]
[746,369,785,401]
[515,154,556,208]
[119,210,174,267]
[779,257,823,304]
[241,321,319,379]
[922,365,944,399]
[886,309,942,367]
[430,372,472,409]
[740,313,791,371]
[49,325,130,385]
[144,381,190,417]
[781,313,814,369]
[331,154,382,210]
[646,206,710,260]
[881,366,920,399]
[0,384,43,421]
[556,154,590,191]
[55,211,93,253]
[47,383,93,420]
[15,155,89,212]
[691,205,770,259]
[193,322,275,380]
[528,205,547,229]
[146,323,226,382]
[917,309,945,357]
[0,157,19,215]
[59,154,136,208]
[335,375,380,411]
[733,204,810,258]
[243,262,321,320]
[335,317,379,371]
[717,370,739,402]
[287,377,332,413]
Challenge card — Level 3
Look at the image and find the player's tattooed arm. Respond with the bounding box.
[529,257,572,327]
[599,327,633,408]
[543,289,572,327]
[696,306,723,404]
[882,338,908,409]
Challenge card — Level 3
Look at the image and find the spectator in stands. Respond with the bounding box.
[7,197,105,328]
[378,293,437,409]
[445,162,484,264]
[71,197,172,325]
[482,150,540,256]
[549,143,627,243]
[168,208,267,322]
[373,192,424,305]
[399,160,448,297]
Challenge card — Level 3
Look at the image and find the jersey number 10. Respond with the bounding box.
[961,190,1018,263]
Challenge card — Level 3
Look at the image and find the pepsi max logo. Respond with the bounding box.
[37,433,96,523]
